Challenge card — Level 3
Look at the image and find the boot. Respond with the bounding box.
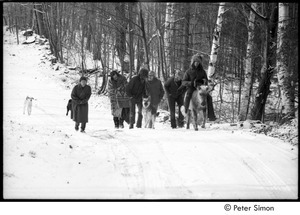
[80,122,86,132]
[113,117,119,129]
[75,122,79,131]
[129,124,134,129]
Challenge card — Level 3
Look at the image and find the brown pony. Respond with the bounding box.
[185,79,212,130]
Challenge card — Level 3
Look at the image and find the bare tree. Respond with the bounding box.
[249,3,278,122]
[115,3,127,73]
[182,3,191,73]
[207,2,226,81]
[239,3,257,121]
[164,3,176,77]
[138,2,150,70]
[128,3,135,79]
[276,3,295,122]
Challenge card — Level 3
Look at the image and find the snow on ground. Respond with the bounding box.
[3,28,298,199]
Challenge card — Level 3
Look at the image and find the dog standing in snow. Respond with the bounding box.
[66,99,72,116]
[23,96,34,115]
[142,95,157,129]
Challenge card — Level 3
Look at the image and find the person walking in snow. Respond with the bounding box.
[107,70,130,129]
[125,67,149,129]
[180,53,217,121]
[71,76,92,132]
[164,69,186,129]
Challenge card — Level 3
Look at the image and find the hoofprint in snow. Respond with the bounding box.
[3,28,298,199]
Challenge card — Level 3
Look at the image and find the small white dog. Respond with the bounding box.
[23,96,34,115]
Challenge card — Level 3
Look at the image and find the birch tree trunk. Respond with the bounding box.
[128,3,135,79]
[207,2,225,81]
[138,3,150,70]
[183,3,191,73]
[154,2,166,81]
[276,3,295,121]
[115,3,126,72]
[164,2,176,77]
[239,3,257,121]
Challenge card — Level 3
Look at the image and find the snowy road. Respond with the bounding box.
[3,30,298,199]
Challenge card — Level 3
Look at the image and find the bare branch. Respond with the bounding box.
[245,3,268,21]
[188,48,210,57]
[147,33,158,46]
[19,3,45,14]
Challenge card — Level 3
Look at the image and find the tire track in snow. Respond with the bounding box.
[154,143,196,198]
[107,132,146,199]
[118,136,196,199]
[221,141,296,199]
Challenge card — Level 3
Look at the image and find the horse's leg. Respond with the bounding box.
[201,108,206,128]
[192,109,198,131]
[186,110,191,129]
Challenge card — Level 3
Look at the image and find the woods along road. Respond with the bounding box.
[3,32,298,199]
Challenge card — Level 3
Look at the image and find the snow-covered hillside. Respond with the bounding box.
[3,27,298,199]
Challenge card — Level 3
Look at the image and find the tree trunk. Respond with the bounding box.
[239,3,257,121]
[34,3,48,38]
[115,3,126,72]
[154,2,166,81]
[276,3,295,121]
[164,3,176,77]
[207,2,225,80]
[138,3,150,70]
[128,3,135,79]
[15,4,19,45]
[183,3,191,73]
[250,3,278,121]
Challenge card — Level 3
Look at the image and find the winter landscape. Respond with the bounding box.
[3,26,298,200]
[3,2,299,202]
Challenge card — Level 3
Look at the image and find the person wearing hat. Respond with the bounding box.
[107,70,130,129]
[145,71,165,127]
[180,53,217,121]
[125,67,149,129]
[164,69,186,128]
[71,76,92,132]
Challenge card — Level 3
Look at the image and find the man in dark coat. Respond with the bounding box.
[71,76,92,132]
[164,69,185,128]
[180,53,217,121]
[146,71,165,114]
[125,67,148,129]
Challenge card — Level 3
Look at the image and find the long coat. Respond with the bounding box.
[71,84,92,123]
[108,74,130,117]
[146,77,165,107]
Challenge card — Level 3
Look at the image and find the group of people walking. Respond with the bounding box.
[70,53,217,131]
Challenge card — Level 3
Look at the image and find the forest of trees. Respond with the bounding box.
[3,2,298,124]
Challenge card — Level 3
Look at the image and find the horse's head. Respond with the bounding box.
[195,79,213,95]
